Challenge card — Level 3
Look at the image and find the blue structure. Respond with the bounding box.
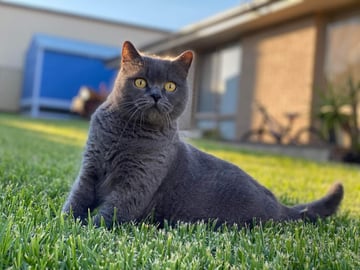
[21,34,120,117]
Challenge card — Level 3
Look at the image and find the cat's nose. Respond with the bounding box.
[150,92,161,102]
[149,88,162,102]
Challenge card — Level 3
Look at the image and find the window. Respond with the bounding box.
[325,12,360,84]
[196,44,242,140]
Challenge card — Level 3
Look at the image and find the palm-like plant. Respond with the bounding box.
[317,77,360,155]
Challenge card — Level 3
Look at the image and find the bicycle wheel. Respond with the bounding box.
[291,127,328,146]
[240,129,281,144]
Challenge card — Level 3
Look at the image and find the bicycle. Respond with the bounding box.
[240,101,327,146]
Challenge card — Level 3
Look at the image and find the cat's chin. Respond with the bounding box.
[145,108,171,128]
[146,109,163,123]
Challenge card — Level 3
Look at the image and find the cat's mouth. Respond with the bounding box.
[149,101,174,125]
[154,102,169,113]
[142,98,173,114]
[147,103,170,118]
[128,97,174,127]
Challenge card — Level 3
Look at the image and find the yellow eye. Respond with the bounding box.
[164,82,176,92]
[134,78,147,89]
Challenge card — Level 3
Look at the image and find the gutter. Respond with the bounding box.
[141,0,302,52]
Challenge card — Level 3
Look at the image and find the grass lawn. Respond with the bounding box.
[0,113,359,269]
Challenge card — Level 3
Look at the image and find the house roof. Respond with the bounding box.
[31,33,121,60]
[142,0,358,53]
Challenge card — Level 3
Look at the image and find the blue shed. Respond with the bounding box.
[21,34,120,117]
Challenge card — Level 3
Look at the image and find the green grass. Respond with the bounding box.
[0,113,359,269]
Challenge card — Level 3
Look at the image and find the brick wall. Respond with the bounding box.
[237,17,317,143]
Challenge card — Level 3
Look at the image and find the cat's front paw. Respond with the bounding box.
[93,214,116,229]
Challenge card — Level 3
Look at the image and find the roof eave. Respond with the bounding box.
[141,0,299,52]
[141,0,358,53]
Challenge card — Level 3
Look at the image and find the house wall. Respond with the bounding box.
[238,17,318,142]
[0,3,168,112]
[323,10,360,146]
[325,10,360,85]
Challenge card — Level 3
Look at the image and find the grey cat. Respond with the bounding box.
[62,41,344,228]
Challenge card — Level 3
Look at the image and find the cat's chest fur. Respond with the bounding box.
[103,139,173,179]
[92,110,177,196]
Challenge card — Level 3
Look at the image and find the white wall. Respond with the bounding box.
[0,3,169,111]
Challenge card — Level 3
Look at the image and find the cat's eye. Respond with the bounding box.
[164,82,176,92]
[134,78,147,89]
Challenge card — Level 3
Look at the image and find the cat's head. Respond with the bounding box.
[110,41,193,129]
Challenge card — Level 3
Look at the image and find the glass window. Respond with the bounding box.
[197,52,218,113]
[219,121,237,140]
[196,44,242,140]
[197,120,217,130]
[218,46,241,115]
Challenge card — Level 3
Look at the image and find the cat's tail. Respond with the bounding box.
[284,182,344,222]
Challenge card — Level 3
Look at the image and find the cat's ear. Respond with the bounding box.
[173,50,194,73]
[121,41,143,65]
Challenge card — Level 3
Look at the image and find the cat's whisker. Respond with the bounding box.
[139,111,145,131]
[132,113,142,136]
[138,100,153,110]
[161,100,173,112]
[164,113,170,131]
[120,101,138,108]
[119,107,141,139]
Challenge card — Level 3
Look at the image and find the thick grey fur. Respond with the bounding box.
[62,41,344,228]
